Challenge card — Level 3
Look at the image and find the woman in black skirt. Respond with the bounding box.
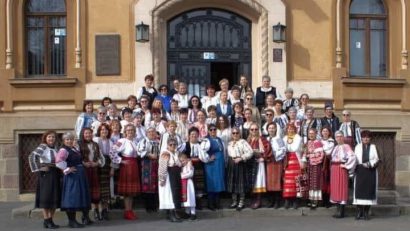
[353,130,380,220]
[29,130,61,229]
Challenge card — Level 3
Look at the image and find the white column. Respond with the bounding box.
[335,0,342,68]
[401,0,408,70]
[6,0,13,69]
[75,0,82,68]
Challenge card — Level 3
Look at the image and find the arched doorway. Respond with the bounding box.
[167,8,252,96]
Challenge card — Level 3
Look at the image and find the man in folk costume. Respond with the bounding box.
[247,123,272,209]
[353,130,380,220]
[339,109,361,149]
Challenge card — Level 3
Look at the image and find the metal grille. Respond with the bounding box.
[19,133,62,193]
[372,132,395,189]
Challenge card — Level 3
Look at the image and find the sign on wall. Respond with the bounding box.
[95,34,121,76]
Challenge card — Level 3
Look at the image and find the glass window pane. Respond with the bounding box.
[350,0,385,15]
[350,29,366,76]
[371,19,386,30]
[26,0,66,13]
[370,29,386,77]
[27,28,45,75]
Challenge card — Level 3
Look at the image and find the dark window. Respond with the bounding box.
[26,0,66,76]
[349,0,387,77]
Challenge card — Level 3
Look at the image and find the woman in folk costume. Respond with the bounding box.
[93,124,114,220]
[136,74,158,107]
[216,115,231,161]
[330,131,357,218]
[216,91,232,119]
[266,122,286,209]
[262,109,282,137]
[137,127,160,213]
[160,120,186,153]
[353,130,380,220]
[287,107,301,134]
[320,126,335,207]
[272,99,288,137]
[158,138,183,222]
[173,82,190,109]
[75,100,97,139]
[183,127,207,210]
[179,153,197,220]
[79,128,105,224]
[282,123,305,209]
[339,109,361,149]
[193,110,208,141]
[226,127,254,211]
[188,95,202,123]
[201,124,226,210]
[149,108,167,136]
[303,128,325,209]
[110,124,141,220]
[56,132,91,228]
[299,106,322,144]
[28,130,61,229]
[176,108,191,142]
[243,92,261,127]
[247,123,272,209]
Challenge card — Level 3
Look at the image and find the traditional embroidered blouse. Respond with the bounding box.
[28,144,57,172]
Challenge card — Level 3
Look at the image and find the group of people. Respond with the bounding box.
[28,74,380,229]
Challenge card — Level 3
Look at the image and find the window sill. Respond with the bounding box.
[9,77,77,88]
[341,77,407,87]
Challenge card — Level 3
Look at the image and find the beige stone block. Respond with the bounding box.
[396,171,410,186]
[396,156,410,171]
[0,160,6,175]
[5,158,18,174]
[396,141,410,157]
[0,189,19,202]
[2,144,17,158]
[2,174,19,189]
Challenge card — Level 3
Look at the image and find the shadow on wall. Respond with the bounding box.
[289,0,329,23]
[292,42,311,70]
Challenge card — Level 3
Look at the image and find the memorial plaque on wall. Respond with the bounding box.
[95,35,120,76]
[273,48,283,62]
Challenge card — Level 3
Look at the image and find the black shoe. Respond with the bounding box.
[190,214,197,220]
[93,209,102,221]
[101,209,109,221]
[363,206,370,220]
[169,210,182,223]
[284,200,290,209]
[207,201,216,211]
[355,206,363,220]
[292,200,299,209]
[68,220,84,228]
[236,204,244,211]
[81,216,93,225]
[274,200,281,209]
[43,219,51,229]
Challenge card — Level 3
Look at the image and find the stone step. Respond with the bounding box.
[12,203,406,221]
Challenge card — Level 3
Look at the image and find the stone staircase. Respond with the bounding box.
[12,190,409,220]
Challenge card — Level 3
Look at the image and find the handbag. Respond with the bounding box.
[295,171,309,199]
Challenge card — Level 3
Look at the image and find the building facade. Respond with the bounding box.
[0,0,409,201]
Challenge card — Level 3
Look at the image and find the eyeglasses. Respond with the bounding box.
[343,114,350,116]
[266,114,273,116]
[99,112,106,115]
[232,132,239,135]
[250,128,258,131]
[209,128,217,131]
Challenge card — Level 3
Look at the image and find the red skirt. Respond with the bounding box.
[330,162,349,203]
[266,161,283,191]
[118,157,141,196]
[181,179,188,202]
[282,153,301,198]
[85,166,101,203]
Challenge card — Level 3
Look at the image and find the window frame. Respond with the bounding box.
[348,1,388,78]
[25,1,67,77]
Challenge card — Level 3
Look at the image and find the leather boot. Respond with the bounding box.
[66,212,84,228]
[251,194,261,209]
[47,218,59,229]
[230,194,238,209]
[169,210,182,223]
[284,199,290,209]
[334,205,345,218]
[101,208,109,221]
[332,204,340,218]
[355,206,363,220]
[81,210,93,225]
[237,195,245,211]
[292,199,299,209]
[363,206,370,220]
